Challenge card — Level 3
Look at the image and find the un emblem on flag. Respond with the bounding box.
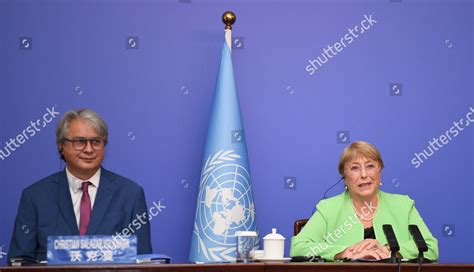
[193,150,257,262]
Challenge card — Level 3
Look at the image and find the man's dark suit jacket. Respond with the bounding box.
[8,168,153,262]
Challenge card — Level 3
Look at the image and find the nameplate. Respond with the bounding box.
[47,235,137,264]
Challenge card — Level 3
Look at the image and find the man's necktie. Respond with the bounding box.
[79,181,92,235]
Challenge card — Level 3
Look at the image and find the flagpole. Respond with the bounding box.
[222,11,236,51]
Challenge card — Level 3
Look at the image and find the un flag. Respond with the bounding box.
[189,41,259,263]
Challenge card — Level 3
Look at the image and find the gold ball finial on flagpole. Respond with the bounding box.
[222,11,236,30]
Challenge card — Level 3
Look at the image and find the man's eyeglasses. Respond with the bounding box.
[64,138,105,151]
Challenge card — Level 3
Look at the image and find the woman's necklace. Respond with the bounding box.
[351,198,378,221]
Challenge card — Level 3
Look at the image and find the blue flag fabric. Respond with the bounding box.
[189,42,258,263]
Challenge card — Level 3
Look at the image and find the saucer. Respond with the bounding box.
[255,257,292,263]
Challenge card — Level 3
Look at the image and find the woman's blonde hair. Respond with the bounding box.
[338,141,384,177]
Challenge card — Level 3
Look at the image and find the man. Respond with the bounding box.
[8,109,152,263]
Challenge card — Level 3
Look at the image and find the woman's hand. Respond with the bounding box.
[336,239,391,260]
[348,239,390,257]
[350,247,388,260]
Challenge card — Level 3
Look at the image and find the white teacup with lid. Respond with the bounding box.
[263,228,285,259]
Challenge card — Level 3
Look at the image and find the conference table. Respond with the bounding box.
[1,262,474,272]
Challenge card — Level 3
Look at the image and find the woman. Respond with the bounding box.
[290,141,438,261]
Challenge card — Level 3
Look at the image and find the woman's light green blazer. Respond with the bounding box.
[290,190,438,261]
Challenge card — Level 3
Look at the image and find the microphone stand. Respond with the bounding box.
[389,249,399,264]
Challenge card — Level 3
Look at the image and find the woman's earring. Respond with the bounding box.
[380,181,383,186]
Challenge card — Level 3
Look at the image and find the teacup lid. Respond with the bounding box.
[263,228,285,240]
[235,231,257,237]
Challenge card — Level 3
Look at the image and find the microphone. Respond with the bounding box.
[382,224,400,263]
[408,224,432,269]
[408,225,428,253]
[311,177,344,215]
[322,177,344,199]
